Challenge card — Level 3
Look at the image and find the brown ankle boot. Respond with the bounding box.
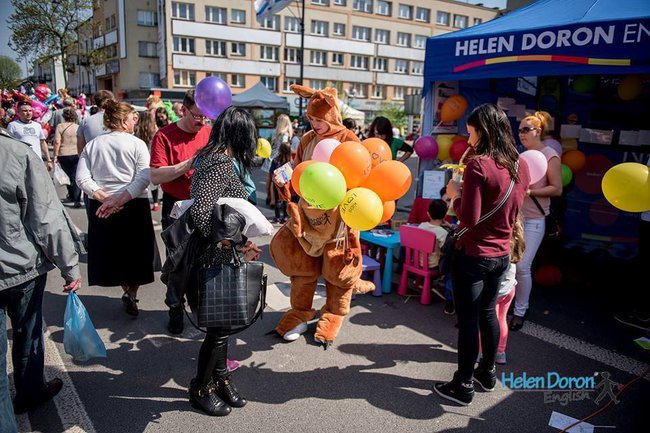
[188,379,231,416]
[214,374,247,408]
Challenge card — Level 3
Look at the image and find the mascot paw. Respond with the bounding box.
[352,279,375,295]
[283,322,308,342]
[314,336,333,350]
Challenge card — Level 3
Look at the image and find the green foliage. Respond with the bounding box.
[376,102,407,129]
[0,56,22,89]
[8,0,94,87]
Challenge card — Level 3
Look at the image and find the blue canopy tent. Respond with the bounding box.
[420,0,650,258]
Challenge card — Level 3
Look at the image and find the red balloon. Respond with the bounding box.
[533,264,562,287]
[450,140,470,162]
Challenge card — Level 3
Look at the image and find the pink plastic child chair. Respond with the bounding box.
[397,225,440,305]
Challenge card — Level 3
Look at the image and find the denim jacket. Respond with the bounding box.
[0,132,80,290]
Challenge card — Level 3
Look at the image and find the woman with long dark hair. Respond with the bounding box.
[434,103,530,406]
[187,106,261,416]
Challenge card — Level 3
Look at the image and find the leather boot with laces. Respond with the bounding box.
[188,379,231,416]
[214,373,247,408]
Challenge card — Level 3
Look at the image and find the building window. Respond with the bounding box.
[396,32,410,47]
[310,50,327,66]
[376,1,391,16]
[173,37,195,54]
[474,18,483,26]
[436,11,450,25]
[230,74,245,87]
[352,0,372,13]
[285,16,300,32]
[375,29,389,44]
[206,72,226,80]
[414,35,427,49]
[137,10,157,26]
[410,61,423,75]
[311,20,328,36]
[331,53,344,66]
[393,86,404,100]
[139,72,160,88]
[283,78,297,92]
[454,14,468,28]
[231,9,246,24]
[171,2,194,20]
[260,45,279,61]
[261,76,278,91]
[111,15,116,29]
[350,55,369,70]
[205,6,226,24]
[371,85,385,99]
[174,70,196,87]
[138,41,157,57]
[333,0,347,5]
[312,0,329,5]
[352,26,371,41]
[333,23,346,37]
[415,7,430,22]
[398,4,412,19]
[284,47,299,63]
[231,42,246,56]
[310,80,325,90]
[372,57,387,72]
[394,59,407,73]
[260,15,280,30]
[350,82,366,98]
[206,40,226,57]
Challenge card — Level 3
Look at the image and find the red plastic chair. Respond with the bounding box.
[397,225,440,305]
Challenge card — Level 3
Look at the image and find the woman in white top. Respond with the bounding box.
[510,111,563,331]
[76,100,155,316]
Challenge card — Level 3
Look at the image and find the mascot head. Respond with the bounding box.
[290,84,344,139]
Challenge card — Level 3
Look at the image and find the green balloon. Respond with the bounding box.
[299,162,347,209]
[561,164,573,187]
[571,75,598,94]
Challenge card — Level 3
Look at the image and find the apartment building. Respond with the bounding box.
[91,0,499,113]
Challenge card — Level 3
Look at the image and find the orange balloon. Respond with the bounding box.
[291,160,316,198]
[361,137,392,167]
[440,95,468,122]
[361,160,412,201]
[561,150,586,172]
[329,141,372,189]
[380,201,396,224]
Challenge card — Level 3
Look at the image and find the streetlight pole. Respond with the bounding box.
[298,0,305,121]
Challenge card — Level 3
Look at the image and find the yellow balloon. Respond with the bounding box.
[617,75,643,101]
[257,138,272,158]
[436,135,453,160]
[340,187,383,231]
[602,162,650,213]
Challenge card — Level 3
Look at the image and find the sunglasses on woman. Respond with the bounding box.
[518,126,538,134]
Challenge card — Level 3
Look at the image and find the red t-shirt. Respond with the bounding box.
[149,123,211,200]
[453,155,531,258]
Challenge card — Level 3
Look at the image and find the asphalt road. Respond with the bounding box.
[7,156,649,433]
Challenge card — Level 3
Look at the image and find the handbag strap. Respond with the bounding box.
[455,160,518,240]
[530,195,546,217]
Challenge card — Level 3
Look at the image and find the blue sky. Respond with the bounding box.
[0,0,508,77]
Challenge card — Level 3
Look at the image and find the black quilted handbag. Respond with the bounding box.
[198,252,267,332]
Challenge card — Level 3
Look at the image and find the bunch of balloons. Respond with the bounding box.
[195,76,232,119]
[291,137,412,230]
[601,162,650,213]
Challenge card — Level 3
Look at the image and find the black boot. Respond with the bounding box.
[188,379,231,416]
[168,305,184,334]
[214,373,247,408]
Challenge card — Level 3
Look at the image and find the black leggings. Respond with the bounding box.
[451,250,509,383]
[196,331,229,386]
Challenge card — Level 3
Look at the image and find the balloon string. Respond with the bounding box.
[435,121,443,129]
[335,221,346,250]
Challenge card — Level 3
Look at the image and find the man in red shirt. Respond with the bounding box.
[150,89,211,334]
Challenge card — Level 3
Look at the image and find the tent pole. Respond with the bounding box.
[298,0,305,121]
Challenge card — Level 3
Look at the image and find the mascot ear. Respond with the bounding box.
[320,88,339,109]
[290,84,316,99]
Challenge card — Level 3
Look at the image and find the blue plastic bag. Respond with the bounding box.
[63,291,106,361]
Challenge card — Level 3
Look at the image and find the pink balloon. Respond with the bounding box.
[311,138,341,162]
[414,136,438,159]
[520,150,548,184]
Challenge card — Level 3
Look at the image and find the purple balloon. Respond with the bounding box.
[195,77,232,119]
[414,135,439,160]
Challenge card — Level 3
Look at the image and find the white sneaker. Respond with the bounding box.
[283,322,308,341]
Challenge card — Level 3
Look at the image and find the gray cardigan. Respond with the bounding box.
[0,131,81,290]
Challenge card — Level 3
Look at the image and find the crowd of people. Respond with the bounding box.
[1,80,571,429]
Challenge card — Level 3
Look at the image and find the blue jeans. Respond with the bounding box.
[0,274,47,432]
[451,250,509,383]
[513,217,545,317]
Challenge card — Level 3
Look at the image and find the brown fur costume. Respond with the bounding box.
[270,85,374,347]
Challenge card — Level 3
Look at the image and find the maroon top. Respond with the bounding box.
[453,155,530,258]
